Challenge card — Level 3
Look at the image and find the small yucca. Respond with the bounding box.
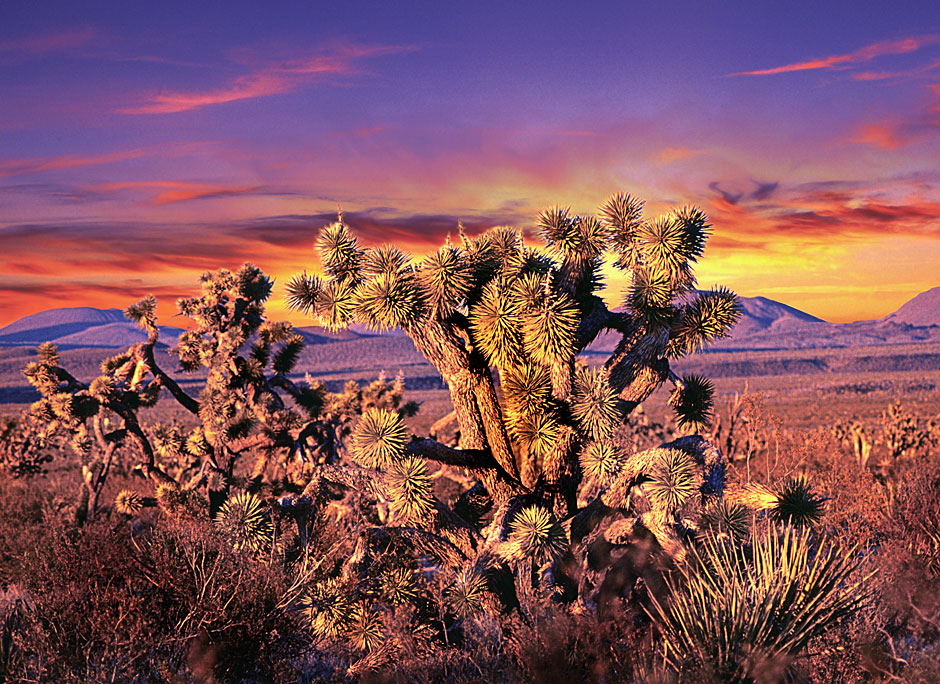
[570,366,621,440]
[507,505,567,565]
[669,374,715,432]
[699,499,750,542]
[351,408,408,467]
[647,525,867,681]
[579,441,624,482]
[305,578,354,639]
[349,605,385,652]
[772,475,826,527]
[380,567,418,606]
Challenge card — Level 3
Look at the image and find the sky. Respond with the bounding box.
[1,0,940,327]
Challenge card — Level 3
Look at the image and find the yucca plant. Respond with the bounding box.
[647,525,868,682]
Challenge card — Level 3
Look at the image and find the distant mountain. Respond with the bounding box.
[53,322,184,348]
[881,286,940,327]
[0,307,126,345]
[729,296,824,337]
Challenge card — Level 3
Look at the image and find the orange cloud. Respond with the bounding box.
[851,84,940,148]
[119,44,416,115]
[729,35,938,77]
[853,58,940,81]
[655,147,705,164]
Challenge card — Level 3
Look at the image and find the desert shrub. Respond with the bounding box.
[0,510,306,683]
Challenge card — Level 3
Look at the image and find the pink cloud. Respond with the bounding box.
[729,35,939,77]
[118,43,416,114]
[0,27,99,56]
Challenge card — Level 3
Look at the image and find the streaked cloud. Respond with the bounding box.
[118,43,416,114]
[0,27,99,57]
[729,35,939,77]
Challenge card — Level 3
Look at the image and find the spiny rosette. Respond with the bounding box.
[419,246,472,314]
[469,280,524,368]
[646,449,699,513]
[361,244,408,277]
[698,499,751,542]
[668,286,742,357]
[319,222,363,283]
[351,408,408,467]
[380,567,419,606]
[669,374,715,433]
[600,193,645,268]
[570,366,621,440]
[313,279,357,331]
[114,490,144,516]
[501,363,552,417]
[447,566,489,619]
[521,290,579,367]
[507,505,568,565]
[215,490,274,555]
[387,456,434,524]
[349,605,385,653]
[579,441,624,483]
[627,267,674,325]
[304,578,354,639]
[284,271,322,316]
[509,411,560,460]
[772,475,826,527]
[355,271,422,331]
[637,215,694,287]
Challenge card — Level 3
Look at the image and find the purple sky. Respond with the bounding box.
[2,0,940,324]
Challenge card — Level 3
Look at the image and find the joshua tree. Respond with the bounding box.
[281,196,751,622]
[22,263,413,523]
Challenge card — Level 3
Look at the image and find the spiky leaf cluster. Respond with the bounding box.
[387,456,434,523]
[646,450,698,513]
[670,374,715,432]
[115,490,144,516]
[570,366,620,440]
[215,490,274,554]
[351,408,408,467]
[447,566,488,619]
[507,505,567,565]
[772,475,826,527]
[579,441,624,483]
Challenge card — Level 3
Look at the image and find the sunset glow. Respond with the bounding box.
[2,1,939,326]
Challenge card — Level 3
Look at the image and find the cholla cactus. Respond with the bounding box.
[22,263,414,524]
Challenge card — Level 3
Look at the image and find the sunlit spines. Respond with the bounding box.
[125,294,158,330]
[599,193,645,270]
[569,366,621,440]
[469,280,524,368]
[579,440,624,483]
[668,286,742,357]
[272,333,304,375]
[361,244,408,277]
[319,221,363,283]
[351,408,408,467]
[507,505,567,565]
[500,363,552,417]
[419,245,472,315]
[355,272,423,332]
[388,455,434,524]
[646,449,698,513]
[521,290,579,368]
[284,271,322,316]
[215,490,274,554]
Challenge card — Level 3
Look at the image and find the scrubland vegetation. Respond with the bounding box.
[1,195,938,683]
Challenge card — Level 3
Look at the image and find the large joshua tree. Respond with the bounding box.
[288,195,739,508]
[281,194,750,632]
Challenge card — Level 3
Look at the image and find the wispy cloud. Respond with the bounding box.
[118,43,416,114]
[851,83,940,148]
[0,27,99,56]
[729,35,939,77]
[654,147,705,164]
[0,142,215,179]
